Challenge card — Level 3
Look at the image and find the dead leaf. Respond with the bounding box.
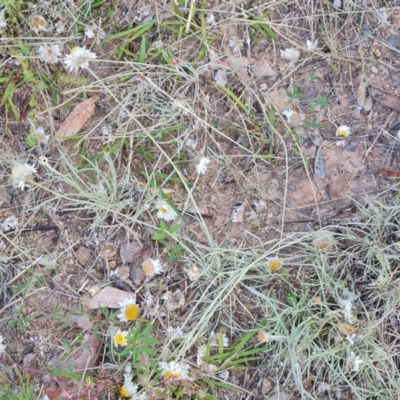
[314,147,326,179]
[336,322,358,335]
[56,96,98,138]
[264,89,288,113]
[83,286,134,309]
[370,87,400,112]
[251,59,278,77]
[120,241,142,264]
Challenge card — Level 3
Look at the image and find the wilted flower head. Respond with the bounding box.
[348,351,364,372]
[118,297,140,322]
[0,8,7,29]
[306,39,319,51]
[314,230,336,251]
[11,162,37,191]
[282,109,297,123]
[256,330,269,343]
[31,15,47,33]
[0,335,6,354]
[156,200,178,222]
[166,326,186,341]
[337,288,357,324]
[184,265,201,281]
[38,44,62,64]
[64,46,97,72]
[158,360,191,381]
[196,157,211,174]
[280,48,300,62]
[32,126,50,145]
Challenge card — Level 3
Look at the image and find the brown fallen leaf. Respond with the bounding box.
[56,95,98,138]
[336,322,358,335]
[370,87,400,112]
[83,286,135,309]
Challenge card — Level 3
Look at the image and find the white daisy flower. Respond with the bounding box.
[336,125,351,146]
[306,39,319,51]
[156,200,178,222]
[38,44,62,64]
[280,48,300,62]
[196,157,211,174]
[64,46,97,72]
[266,257,284,271]
[0,8,7,29]
[348,351,363,372]
[0,335,6,354]
[117,297,140,322]
[113,328,129,347]
[120,380,138,398]
[11,162,37,191]
[142,258,164,277]
[158,360,191,381]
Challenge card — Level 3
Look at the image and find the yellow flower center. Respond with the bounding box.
[270,260,282,271]
[120,384,130,398]
[114,333,127,347]
[125,304,140,321]
[165,371,180,379]
[143,260,155,276]
[338,129,347,137]
[161,205,170,215]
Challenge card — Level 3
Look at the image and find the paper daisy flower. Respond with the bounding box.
[31,15,47,33]
[118,297,140,322]
[156,201,178,222]
[336,125,351,146]
[267,257,283,271]
[11,162,37,191]
[0,8,7,29]
[142,258,164,277]
[0,335,6,353]
[113,328,129,347]
[38,44,62,64]
[64,46,97,72]
[120,380,138,398]
[159,360,191,381]
[196,157,211,174]
[280,48,300,62]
